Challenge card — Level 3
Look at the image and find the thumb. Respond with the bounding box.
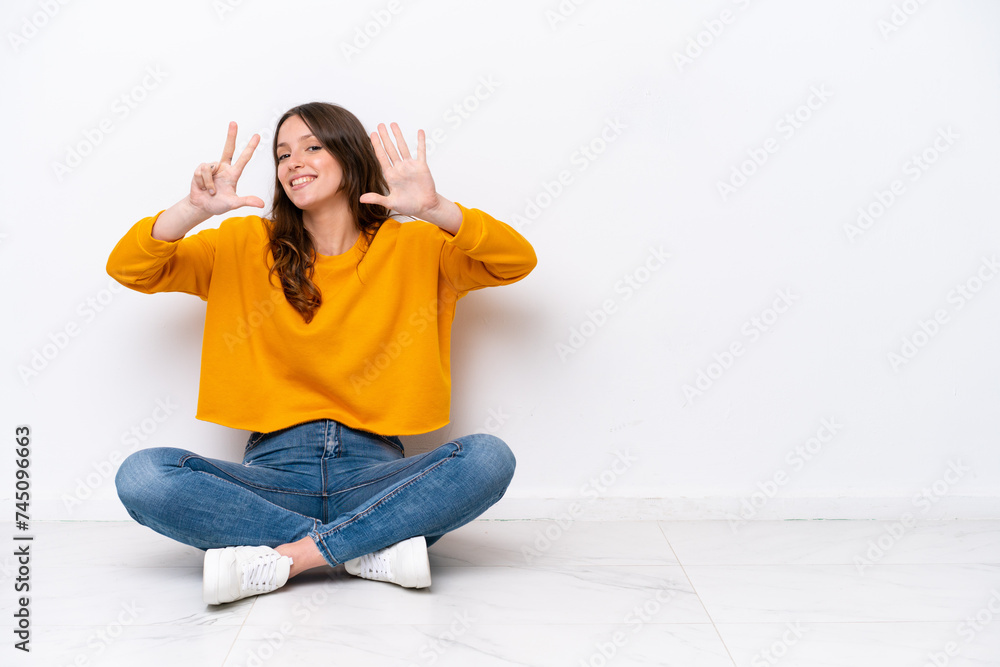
[360,192,387,207]
[238,196,266,209]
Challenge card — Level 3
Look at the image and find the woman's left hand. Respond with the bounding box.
[361,123,461,233]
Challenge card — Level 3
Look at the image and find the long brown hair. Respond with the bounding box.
[265,102,391,323]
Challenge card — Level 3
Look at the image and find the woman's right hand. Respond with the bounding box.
[188,121,265,216]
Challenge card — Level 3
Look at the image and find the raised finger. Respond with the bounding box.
[376,123,401,165]
[231,133,260,177]
[220,121,238,165]
[369,130,392,172]
[416,128,426,163]
[390,123,411,160]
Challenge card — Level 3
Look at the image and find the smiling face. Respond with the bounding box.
[275,114,345,211]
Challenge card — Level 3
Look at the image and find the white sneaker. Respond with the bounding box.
[344,535,431,588]
[203,546,293,605]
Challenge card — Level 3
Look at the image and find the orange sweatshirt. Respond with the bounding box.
[106,203,536,436]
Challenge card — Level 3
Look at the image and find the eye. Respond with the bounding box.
[277,153,289,161]
[307,145,322,152]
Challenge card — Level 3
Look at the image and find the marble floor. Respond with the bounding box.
[2,519,999,666]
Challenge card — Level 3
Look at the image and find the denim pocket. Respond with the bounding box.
[365,431,404,454]
[377,434,404,454]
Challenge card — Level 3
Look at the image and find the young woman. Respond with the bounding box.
[108,102,536,605]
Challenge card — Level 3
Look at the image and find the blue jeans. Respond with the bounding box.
[114,419,516,566]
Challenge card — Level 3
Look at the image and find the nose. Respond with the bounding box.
[286,150,304,170]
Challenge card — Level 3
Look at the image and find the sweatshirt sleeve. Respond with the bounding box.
[438,202,537,295]
[106,210,218,300]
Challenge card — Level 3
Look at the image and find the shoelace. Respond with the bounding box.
[241,553,280,592]
[356,550,393,579]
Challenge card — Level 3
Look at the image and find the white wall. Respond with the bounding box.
[2,0,998,521]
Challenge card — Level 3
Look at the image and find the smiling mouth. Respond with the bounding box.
[290,176,316,189]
